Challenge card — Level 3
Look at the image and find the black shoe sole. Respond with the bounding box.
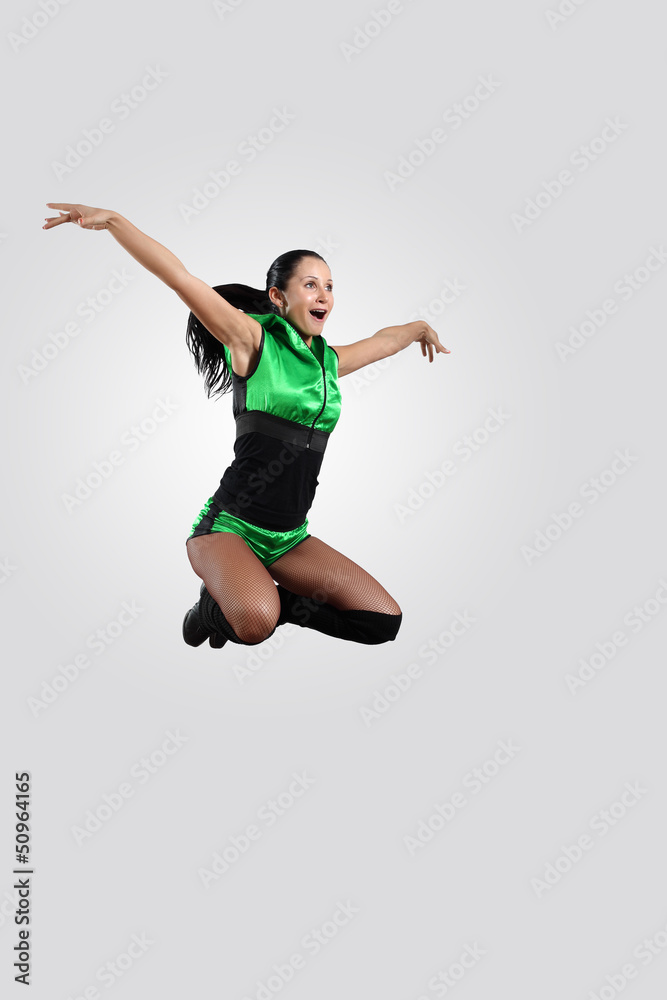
[208,633,228,648]
[183,583,230,648]
[182,605,211,647]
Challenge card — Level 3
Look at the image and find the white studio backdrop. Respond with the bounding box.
[1,0,666,997]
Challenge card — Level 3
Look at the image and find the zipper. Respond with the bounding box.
[306,355,327,449]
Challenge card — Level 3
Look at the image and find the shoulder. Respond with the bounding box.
[247,312,299,348]
[247,312,288,341]
[246,311,281,330]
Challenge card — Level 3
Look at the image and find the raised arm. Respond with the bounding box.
[331,320,450,377]
[43,203,260,350]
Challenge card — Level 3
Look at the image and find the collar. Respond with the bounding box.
[279,316,323,360]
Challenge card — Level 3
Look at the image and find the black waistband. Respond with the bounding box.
[235,410,329,453]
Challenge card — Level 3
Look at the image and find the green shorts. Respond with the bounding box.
[187,497,310,568]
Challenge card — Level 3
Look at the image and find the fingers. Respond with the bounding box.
[418,339,434,361]
[416,322,451,356]
[417,335,451,360]
[43,203,79,230]
[46,203,79,217]
[430,332,450,354]
[43,212,73,229]
[43,203,108,231]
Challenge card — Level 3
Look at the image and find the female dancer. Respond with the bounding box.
[43,203,450,650]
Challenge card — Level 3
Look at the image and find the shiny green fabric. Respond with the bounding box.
[188,501,310,567]
[222,313,342,433]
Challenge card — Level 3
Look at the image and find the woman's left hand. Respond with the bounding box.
[411,320,451,362]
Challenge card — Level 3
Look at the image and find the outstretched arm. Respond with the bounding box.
[331,320,450,377]
[42,203,258,349]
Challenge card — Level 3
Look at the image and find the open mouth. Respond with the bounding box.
[309,309,327,321]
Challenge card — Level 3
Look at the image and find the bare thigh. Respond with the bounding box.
[186,532,281,642]
[268,535,401,614]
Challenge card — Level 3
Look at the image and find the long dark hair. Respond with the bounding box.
[186,249,327,398]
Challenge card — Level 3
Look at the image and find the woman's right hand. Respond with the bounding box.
[43,203,117,231]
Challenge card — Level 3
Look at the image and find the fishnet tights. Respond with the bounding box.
[186,533,401,646]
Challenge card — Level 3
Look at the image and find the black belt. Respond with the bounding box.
[235,410,330,453]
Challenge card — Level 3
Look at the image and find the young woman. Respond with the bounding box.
[43,203,450,650]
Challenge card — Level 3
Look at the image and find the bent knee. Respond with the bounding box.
[386,596,401,616]
[228,606,279,645]
[370,594,401,617]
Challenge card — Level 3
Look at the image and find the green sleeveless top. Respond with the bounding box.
[212,312,342,529]
[221,313,342,432]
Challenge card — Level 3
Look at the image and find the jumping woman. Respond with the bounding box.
[43,203,450,651]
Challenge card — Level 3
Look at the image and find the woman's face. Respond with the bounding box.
[271,257,334,339]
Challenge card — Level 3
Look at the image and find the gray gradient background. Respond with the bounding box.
[2,0,667,997]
